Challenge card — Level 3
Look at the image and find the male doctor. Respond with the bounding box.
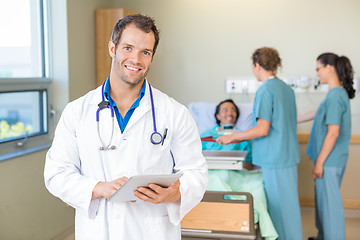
[44,14,207,240]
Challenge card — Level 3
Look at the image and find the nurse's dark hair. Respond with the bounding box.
[111,14,160,56]
[317,53,355,99]
[251,47,282,75]
[215,99,240,125]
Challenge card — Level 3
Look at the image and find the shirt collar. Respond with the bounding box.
[103,77,147,104]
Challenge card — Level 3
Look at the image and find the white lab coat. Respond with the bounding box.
[44,81,208,240]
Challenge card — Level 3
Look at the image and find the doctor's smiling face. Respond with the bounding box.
[109,23,155,87]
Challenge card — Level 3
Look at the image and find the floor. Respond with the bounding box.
[54,207,360,240]
[301,207,360,240]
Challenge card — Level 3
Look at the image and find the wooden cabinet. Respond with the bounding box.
[95,8,136,86]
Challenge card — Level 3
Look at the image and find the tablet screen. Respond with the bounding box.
[108,173,183,202]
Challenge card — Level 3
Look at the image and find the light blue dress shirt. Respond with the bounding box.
[104,77,146,133]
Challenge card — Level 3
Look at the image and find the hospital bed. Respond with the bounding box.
[183,102,278,240]
[182,191,256,240]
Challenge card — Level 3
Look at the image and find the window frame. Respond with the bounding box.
[0,0,53,161]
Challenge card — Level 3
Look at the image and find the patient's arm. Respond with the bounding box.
[297,109,317,123]
[243,162,255,171]
[216,119,270,144]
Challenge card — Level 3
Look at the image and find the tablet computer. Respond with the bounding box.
[108,173,183,202]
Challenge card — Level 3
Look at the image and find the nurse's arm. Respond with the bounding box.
[216,118,270,144]
[134,180,181,204]
[297,109,317,123]
[91,177,128,199]
[313,124,340,179]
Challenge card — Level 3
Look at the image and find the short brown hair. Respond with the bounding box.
[111,14,160,56]
[252,47,282,74]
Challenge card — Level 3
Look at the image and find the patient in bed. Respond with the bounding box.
[191,99,278,240]
[200,99,254,170]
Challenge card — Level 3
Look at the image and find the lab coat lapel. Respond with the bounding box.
[90,85,104,107]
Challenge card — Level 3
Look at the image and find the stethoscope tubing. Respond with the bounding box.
[148,81,163,145]
[148,81,157,133]
[96,81,116,150]
[96,79,163,150]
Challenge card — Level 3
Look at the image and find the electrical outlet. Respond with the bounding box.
[225,79,243,93]
[226,78,260,93]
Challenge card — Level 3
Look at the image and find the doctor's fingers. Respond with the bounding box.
[134,188,160,204]
[135,181,181,204]
[101,177,129,199]
[112,176,129,187]
[95,182,118,199]
[136,184,170,204]
[150,181,181,203]
[145,180,179,195]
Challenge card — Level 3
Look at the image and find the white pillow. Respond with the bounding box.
[188,102,253,134]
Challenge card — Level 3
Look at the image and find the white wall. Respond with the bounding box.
[2,1,359,238]
[66,0,115,102]
[0,0,115,239]
[115,0,360,133]
[113,0,360,201]
[0,151,74,240]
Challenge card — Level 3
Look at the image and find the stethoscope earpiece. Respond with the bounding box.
[98,100,110,110]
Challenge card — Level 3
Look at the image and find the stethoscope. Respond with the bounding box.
[96,79,163,150]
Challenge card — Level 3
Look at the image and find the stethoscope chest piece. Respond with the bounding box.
[150,132,163,145]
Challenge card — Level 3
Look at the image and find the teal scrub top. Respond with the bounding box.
[201,125,252,163]
[306,87,351,167]
[252,78,300,168]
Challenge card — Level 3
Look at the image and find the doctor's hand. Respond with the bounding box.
[92,177,129,199]
[134,180,181,204]
[216,134,235,145]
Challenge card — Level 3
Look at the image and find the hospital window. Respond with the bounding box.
[0,0,52,161]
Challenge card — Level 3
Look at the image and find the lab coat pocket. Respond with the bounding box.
[144,215,180,240]
[140,131,174,173]
[75,208,105,240]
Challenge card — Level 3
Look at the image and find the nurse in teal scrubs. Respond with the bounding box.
[217,47,302,240]
[299,53,355,240]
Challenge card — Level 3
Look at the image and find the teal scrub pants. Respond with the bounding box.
[315,166,346,240]
[262,166,302,240]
